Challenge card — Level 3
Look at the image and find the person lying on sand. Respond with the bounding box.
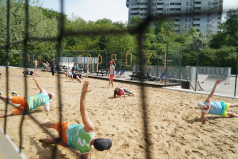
[0,75,54,118]
[23,69,40,77]
[114,87,136,98]
[197,78,238,122]
[65,72,87,83]
[40,81,112,159]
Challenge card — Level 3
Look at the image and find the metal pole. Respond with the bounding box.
[165,43,168,86]
[136,49,138,72]
[234,48,238,97]
[94,50,95,73]
[157,47,159,78]
[195,44,200,91]
[120,49,122,71]
[106,50,107,69]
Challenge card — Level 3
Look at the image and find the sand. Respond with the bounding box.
[0,68,238,159]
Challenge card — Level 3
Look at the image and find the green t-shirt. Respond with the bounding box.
[66,124,95,154]
[26,89,50,111]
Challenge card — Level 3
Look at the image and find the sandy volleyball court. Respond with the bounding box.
[0,68,238,159]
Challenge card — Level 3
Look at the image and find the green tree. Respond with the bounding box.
[219,9,238,46]
[188,27,196,36]
[189,30,211,51]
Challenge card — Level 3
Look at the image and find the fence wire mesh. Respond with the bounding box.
[1,0,238,159]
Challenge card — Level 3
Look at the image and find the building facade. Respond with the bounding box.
[126,0,223,35]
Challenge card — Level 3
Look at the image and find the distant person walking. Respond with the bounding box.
[34,60,38,72]
[6,60,10,75]
[107,61,115,88]
[50,59,56,78]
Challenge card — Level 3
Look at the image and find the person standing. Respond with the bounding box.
[6,60,10,75]
[34,60,38,72]
[107,61,115,88]
[50,59,56,78]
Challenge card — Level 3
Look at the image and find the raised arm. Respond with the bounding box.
[201,112,208,121]
[206,78,221,103]
[80,81,95,133]
[32,75,43,92]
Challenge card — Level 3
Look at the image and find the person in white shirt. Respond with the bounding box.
[107,61,115,88]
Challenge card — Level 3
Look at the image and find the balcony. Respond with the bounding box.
[193,21,200,24]
[193,25,200,29]
[130,10,140,13]
[157,10,163,13]
[137,0,147,3]
[170,10,181,13]
[211,4,219,8]
[211,0,218,3]
[157,4,164,8]
[140,10,149,14]
[194,8,201,13]
[139,5,148,8]
[194,4,202,7]
[169,5,181,8]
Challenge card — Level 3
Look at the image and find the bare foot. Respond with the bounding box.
[41,118,51,126]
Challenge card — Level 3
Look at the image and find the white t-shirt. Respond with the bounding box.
[110,65,115,75]
[41,89,50,111]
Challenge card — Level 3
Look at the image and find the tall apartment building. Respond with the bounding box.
[126,0,223,35]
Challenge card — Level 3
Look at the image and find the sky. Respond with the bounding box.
[40,0,238,23]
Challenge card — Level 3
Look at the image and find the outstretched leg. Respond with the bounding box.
[230,103,238,108]
[227,112,238,117]
[41,118,56,128]
[0,109,14,118]
[76,76,81,83]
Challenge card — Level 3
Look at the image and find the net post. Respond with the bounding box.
[4,0,11,134]
[234,48,238,97]
[195,44,200,92]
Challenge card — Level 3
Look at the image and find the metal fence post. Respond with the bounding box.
[106,50,107,69]
[234,48,238,97]
[157,47,159,78]
[195,44,200,91]
[165,43,168,87]
[120,49,122,71]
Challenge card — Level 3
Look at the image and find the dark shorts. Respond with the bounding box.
[73,74,81,79]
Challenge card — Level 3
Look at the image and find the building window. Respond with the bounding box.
[186,13,188,17]
[164,8,166,11]
[208,1,210,5]
[196,29,199,32]
[207,18,209,22]
[207,24,209,28]
[186,7,188,11]
[167,3,169,6]
[186,19,187,22]
[189,8,192,11]
[189,24,191,28]
[167,8,169,11]
[190,2,192,6]
[208,13,210,17]
[189,14,192,17]
[189,19,191,22]
[186,2,188,6]
[208,7,210,11]
[165,3,167,6]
